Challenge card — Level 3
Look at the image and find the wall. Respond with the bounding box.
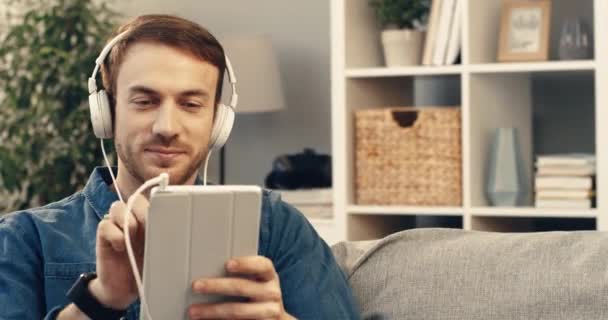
[119,0,332,185]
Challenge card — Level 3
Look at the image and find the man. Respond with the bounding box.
[0,15,359,319]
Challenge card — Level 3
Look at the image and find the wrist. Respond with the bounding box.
[88,278,132,310]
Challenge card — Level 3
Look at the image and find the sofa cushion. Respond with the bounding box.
[331,228,608,320]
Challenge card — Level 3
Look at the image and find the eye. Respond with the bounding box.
[182,101,203,109]
[131,98,158,109]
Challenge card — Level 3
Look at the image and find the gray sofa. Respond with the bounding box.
[331,228,608,319]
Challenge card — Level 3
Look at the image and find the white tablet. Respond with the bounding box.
[140,185,262,319]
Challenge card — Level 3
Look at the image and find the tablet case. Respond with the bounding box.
[141,186,262,319]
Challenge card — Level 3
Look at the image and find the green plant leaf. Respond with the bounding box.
[0,0,122,212]
[369,0,431,29]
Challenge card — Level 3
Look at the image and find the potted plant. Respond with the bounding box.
[370,0,430,66]
[0,0,119,212]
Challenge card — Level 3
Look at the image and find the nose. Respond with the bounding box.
[152,100,179,142]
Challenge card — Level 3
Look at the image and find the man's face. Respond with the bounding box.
[113,42,219,185]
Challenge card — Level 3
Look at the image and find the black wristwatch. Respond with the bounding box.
[66,272,127,320]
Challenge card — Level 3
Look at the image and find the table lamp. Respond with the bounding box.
[218,34,286,184]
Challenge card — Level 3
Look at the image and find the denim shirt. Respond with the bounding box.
[0,167,359,319]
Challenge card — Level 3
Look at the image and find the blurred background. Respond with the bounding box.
[0,0,604,244]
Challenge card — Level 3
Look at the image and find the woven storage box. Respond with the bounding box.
[355,107,462,206]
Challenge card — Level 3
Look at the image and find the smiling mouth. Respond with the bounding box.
[144,148,186,160]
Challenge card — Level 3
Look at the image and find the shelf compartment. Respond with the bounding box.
[344,76,462,206]
[467,71,596,209]
[467,0,595,64]
[467,73,534,208]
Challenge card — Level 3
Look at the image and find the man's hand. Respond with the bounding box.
[90,195,149,310]
[188,256,296,320]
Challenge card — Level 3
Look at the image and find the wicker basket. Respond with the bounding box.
[355,107,462,206]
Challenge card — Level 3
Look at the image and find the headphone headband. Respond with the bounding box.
[88,30,238,110]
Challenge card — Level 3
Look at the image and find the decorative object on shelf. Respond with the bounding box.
[265,148,332,190]
[355,107,461,206]
[486,128,529,207]
[369,0,431,66]
[422,0,462,66]
[534,153,596,209]
[498,0,551,62]
[558,18,592,60]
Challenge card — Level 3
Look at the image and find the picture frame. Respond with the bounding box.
[498,0,551,62]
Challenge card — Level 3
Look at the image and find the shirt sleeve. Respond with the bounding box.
[0,213,51,319]
[262,193,361,319]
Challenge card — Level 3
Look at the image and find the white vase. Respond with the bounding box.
[381,29,424,66]
[486,128,529,206]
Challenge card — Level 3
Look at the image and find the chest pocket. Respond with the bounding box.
[44,262,96,312]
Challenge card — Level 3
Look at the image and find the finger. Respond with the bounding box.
[128,194,149,230]
[227,256,277,281]
[97,219,126,252]
[192,278,281,302]
[188,301,281,319]
[108,201,138,238]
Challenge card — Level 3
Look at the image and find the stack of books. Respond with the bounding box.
[277,188,333,220]
[534,154,596,209]
[423,0,462,66]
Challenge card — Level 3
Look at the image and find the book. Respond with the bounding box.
[536,165,596,176]
[422,0,443,65]
[432,0,456,66]
[535,176,593,190]
[535,198,592,209]
[536,189,595,200]
[535,177,594,190]
[536,153,596,167]
[444,0,462,65]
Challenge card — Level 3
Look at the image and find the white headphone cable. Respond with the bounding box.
[100,139,124,203]
[100,139,216,318]
[122,173,167,320]
[202,148,213,186]
[101,139,169,319]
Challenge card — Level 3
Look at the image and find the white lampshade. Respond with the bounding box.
[220,35,286,113]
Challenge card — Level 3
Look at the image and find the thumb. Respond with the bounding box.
[128,193,150,232]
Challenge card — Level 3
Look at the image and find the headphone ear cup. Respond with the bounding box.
[97,90,114,139]
[88,90,113,139]
[209,103,235,150]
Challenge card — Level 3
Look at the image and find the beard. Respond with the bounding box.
[115,136,208,186]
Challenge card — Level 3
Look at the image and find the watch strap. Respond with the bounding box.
[66,272,126,320]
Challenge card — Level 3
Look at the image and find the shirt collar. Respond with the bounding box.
[82,166,206,220]
[82,166,119,220]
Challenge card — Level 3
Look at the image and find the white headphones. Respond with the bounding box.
[88,30,238,150]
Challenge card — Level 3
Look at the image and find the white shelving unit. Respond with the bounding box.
[330,0,607,241]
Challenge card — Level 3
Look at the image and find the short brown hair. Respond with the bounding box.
[100,14,226,110]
